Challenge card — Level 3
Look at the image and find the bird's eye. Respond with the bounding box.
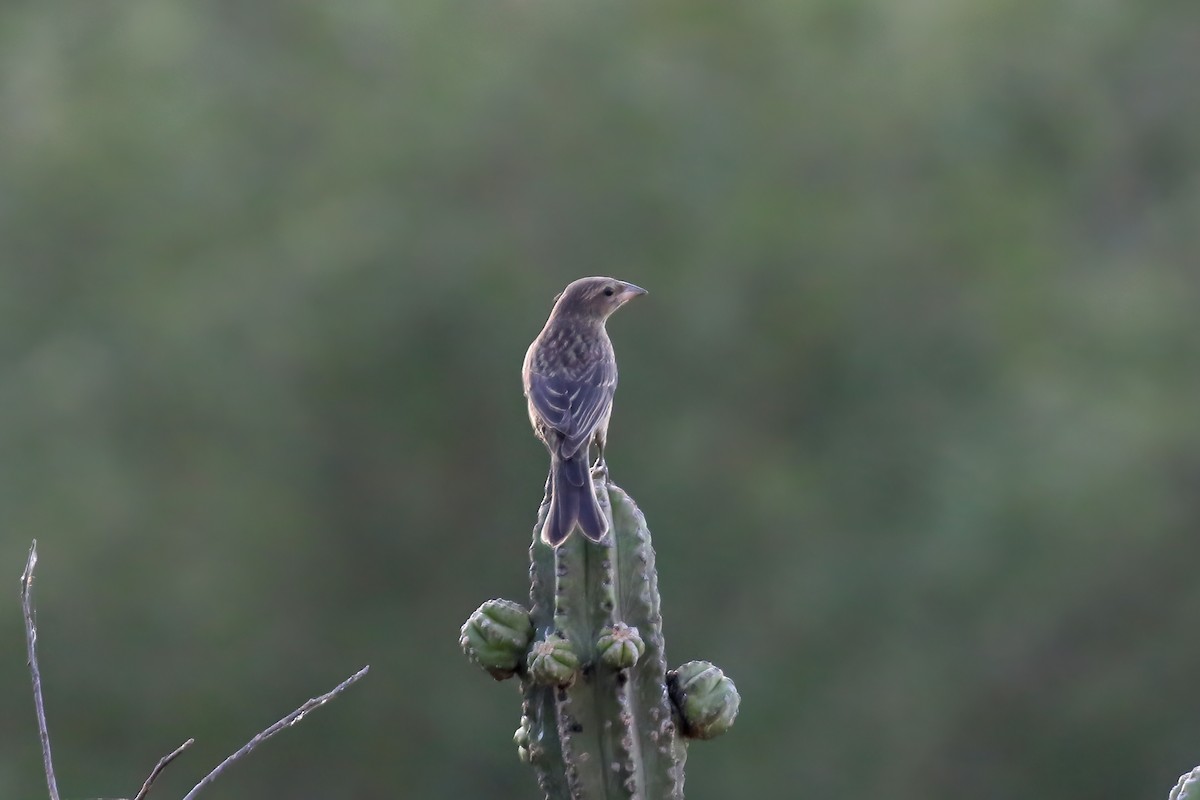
[603,286,615,297]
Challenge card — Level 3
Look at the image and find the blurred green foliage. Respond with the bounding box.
[2,1,1198,798]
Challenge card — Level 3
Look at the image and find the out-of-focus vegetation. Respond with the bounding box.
[2,1,1198,798]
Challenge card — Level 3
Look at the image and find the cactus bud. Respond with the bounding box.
[668,660,740,740]
[514,715,533,763]
[1171,767,1200,800]
[460,598,533,680]
[597,622,645,670]
[527,634,579,686]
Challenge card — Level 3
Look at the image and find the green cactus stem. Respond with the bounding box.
[460,478,739,799]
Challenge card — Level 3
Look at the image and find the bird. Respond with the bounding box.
[523,277,647,546]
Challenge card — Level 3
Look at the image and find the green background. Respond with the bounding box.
[2,1,1199,798]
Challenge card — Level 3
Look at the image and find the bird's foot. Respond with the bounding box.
[590,459,610,484]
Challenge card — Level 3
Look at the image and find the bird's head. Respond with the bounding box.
[551,277,647,322]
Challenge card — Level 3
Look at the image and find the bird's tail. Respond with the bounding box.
[542,453,607,546]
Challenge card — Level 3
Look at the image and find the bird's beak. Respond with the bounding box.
[617,282,647,303]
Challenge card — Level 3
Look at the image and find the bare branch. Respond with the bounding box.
[17,542,365,800]
[21,540,61,800]
[130,738,194,800]
[181,665,370,800]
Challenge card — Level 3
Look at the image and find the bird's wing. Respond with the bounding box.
[527,360,616,459]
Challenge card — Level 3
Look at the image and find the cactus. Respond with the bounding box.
[460,478,739,799]
[1171,767,1200,800]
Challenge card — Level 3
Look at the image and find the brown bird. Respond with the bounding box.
[523,277,647,546]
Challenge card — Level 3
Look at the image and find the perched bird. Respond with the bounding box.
[523,277,647,546]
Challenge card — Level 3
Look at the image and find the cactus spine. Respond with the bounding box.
[461,478,739,799]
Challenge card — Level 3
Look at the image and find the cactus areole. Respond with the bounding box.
[460,479,740,799]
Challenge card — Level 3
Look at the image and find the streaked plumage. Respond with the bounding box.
[522,277,646,546]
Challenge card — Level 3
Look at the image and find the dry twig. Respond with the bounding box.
[21,540,61,800]
[181,665,370,800]
[131,738,194,800]
[19,539,369,800]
